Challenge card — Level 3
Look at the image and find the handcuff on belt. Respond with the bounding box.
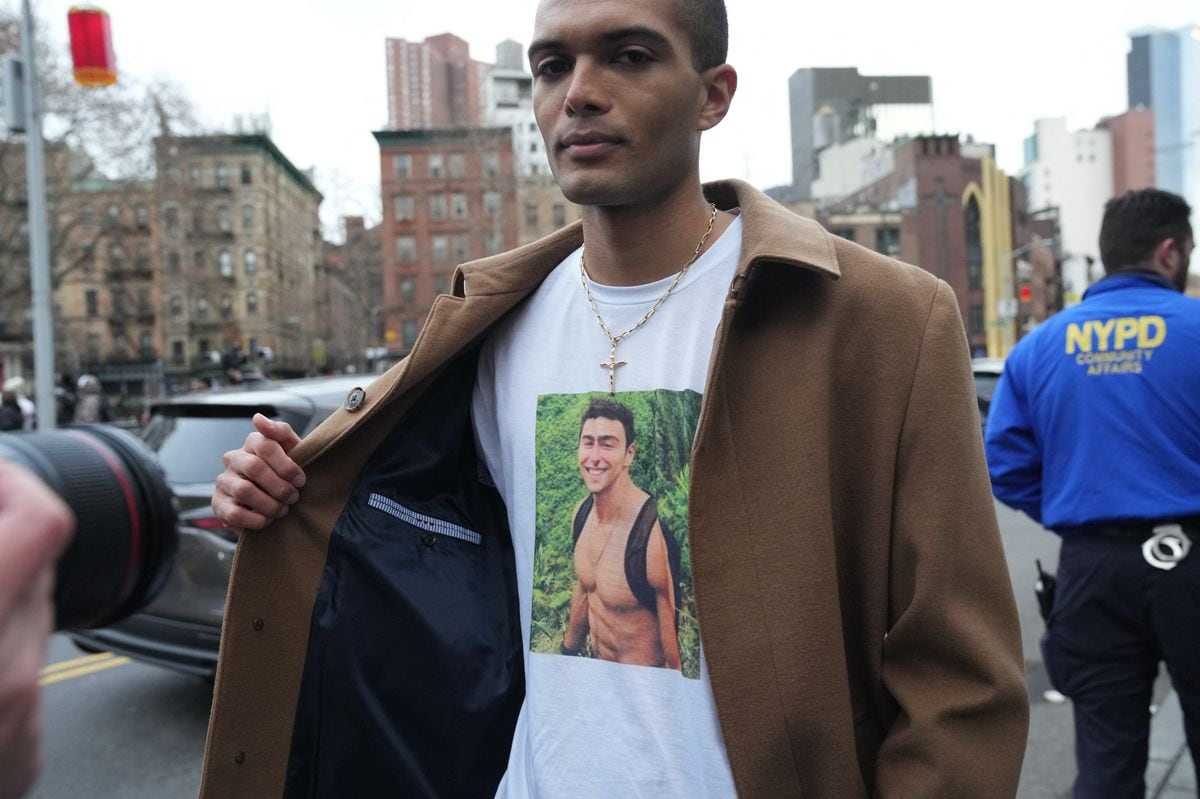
[1142,524,1193,571]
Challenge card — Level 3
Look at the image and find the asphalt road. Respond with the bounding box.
[22,501,1189,798]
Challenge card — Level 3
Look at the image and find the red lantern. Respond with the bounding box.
[68,6,116,88]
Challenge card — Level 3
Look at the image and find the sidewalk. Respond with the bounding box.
[1148,689,1195,797]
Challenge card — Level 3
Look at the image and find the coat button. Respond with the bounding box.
[235,751,245,765]
[345,387,366,412]
[420,533,436,547]
[253,618,264,631]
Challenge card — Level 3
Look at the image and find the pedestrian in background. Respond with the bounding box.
[986,188,1198,798]
[71,375,112,424]
[1,378,35,431]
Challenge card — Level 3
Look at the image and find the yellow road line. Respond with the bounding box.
[39,656,131,686]
[39,651,117,676]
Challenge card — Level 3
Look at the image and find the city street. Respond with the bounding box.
[25,501,1194,798]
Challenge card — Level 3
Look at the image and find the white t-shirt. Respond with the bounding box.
[472,215,743,798]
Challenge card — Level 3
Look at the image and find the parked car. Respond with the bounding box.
[972,357,1006,433]
[70,374,381,678]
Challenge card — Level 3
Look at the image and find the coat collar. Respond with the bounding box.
[456,179,840,298]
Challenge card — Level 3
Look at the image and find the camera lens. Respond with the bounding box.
[0,425,178,630]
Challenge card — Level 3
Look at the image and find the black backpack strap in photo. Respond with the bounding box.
[624,498,682,633]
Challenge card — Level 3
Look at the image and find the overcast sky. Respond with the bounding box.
[22,0,1199,236]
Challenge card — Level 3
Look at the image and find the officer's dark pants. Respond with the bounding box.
[1042,534,1200,798]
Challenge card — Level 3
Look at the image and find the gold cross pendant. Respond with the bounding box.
[601,339,626,395]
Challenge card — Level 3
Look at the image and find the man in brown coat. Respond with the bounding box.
[206,0,1029,795]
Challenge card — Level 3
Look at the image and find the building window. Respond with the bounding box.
[453,233,470,261]
[448,153,466,179]
[451,193,469,219]
[164,206,179,234]
[138,287,150,313]
[85,289,98,317]
[393,154,412,179]
[242,204,254,232]
[552,203,566,227]
[135,243,150,273]
[431,235,449,262]
[429,154,444,180]
[969,305,985,336]
[135,203,149,228]
[169,295,183,319]
[435,274,449,295]
[167,251,181,274]
[964,197,984,291]
[216,204,231,232]
[246,292,258,316]
[393,195,414,221]
[172,340,185,365]
[240,163,252,185]
[525,202,539,227]
[189,164,202,185]
[484,190,502,216]
[219,249,233,278]
[194,249,206,273]
[221,294,233,319]
[395,235,416,264]
[529,142,537,153]
[875,227,901,257]
[244,248,257,277]
[215,162,229,187]
[400,277,416,303]
[192,205,205,232]
[109,244,125,271]
[483,152,500,177]
[139,331,154,358]
[104,203,120,224]
[484,231,504,256]
[81,203,95,226]
[833,228,856,242]
[402,319,419,348]
[196,297,210,321]
[429,194,447,220]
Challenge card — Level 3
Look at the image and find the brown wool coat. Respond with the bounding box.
[201,180,1028,798]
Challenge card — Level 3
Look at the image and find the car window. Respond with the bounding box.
[142,406,306,484]
[973,373,1001,398]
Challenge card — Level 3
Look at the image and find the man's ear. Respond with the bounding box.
[697,64,737,133]
[1156,238,1180,270]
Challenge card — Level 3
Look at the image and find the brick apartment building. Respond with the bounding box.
[385,34,491,130]
[154,134,323,378]
[375,127,517,357]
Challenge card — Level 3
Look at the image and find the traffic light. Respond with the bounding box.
[68,7,117,88]
[1018,283,1033,304]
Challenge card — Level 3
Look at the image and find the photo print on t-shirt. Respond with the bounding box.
[532,389,701,679]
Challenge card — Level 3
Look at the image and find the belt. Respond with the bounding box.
[1079,519,1200,542]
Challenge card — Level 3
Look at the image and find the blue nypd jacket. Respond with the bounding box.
[985,272,1200,532]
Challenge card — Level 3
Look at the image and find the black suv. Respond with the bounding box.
[71,374,381,678]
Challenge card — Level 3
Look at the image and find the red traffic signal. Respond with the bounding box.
[68,6,116,87]
[1018,284,1033,304]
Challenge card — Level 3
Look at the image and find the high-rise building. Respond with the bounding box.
[1020,118,1113,304]
[375,128,517,357]
[788,67,934,201]
[1127,26,1200,220]
[385,34,491,130]
[1098,107,1156,196]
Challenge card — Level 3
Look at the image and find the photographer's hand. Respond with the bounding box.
[0,462,74,799]
[212,413,305,533]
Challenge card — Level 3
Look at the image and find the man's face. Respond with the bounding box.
[528,0,714,207]
[578,416,635,495]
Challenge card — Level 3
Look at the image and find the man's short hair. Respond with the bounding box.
[1099,189,1193,274]
[580,397,636,447]
[677,0,728,71]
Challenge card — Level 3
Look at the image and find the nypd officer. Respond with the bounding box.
[986,188,1198,798]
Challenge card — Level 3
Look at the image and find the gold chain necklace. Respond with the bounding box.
[580,203,719,395]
